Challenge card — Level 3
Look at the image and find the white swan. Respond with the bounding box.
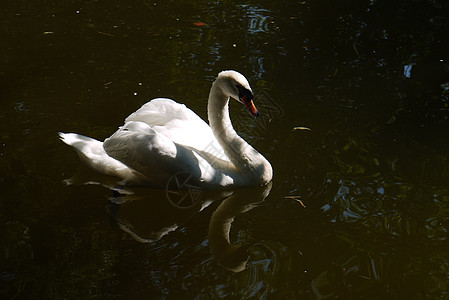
[59,70,273,188]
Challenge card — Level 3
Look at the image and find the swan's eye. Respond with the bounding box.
[236,85,253,100]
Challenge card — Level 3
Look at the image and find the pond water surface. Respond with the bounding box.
[2,0,449,299]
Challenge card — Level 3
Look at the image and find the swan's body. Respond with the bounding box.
[60,70,272,188]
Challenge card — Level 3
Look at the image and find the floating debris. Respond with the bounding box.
[285,195,306,208]
[193,22,207,27]
[97,31,114,37]
[293,126,311,131]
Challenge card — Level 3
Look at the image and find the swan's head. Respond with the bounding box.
[216,70,259,117]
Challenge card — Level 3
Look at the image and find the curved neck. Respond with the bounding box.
[207,80,272,185]
[207,83,251,170]
[208,193,249,272]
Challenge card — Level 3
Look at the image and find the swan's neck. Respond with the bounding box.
[207,82,272,185]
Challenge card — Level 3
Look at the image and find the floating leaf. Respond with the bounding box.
[193,22,207,27]
[293,126,312,131]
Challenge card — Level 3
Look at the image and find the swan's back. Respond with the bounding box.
[125,98,225,156]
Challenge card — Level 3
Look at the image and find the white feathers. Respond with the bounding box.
[60,70,272,188]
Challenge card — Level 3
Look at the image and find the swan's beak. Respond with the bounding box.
[241,94,260,118]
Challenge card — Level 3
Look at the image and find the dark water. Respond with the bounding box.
[2,0,449,298]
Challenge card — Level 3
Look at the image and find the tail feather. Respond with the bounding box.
[59,132,104,156]
[59,132,146,184]
[59,132,97,147]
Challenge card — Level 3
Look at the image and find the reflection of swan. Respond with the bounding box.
[109,189,231,243]
[59,71,272,188]
[109,183,272,272]
[208,183,272,272]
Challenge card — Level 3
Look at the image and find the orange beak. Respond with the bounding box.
[241,94,260,117]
